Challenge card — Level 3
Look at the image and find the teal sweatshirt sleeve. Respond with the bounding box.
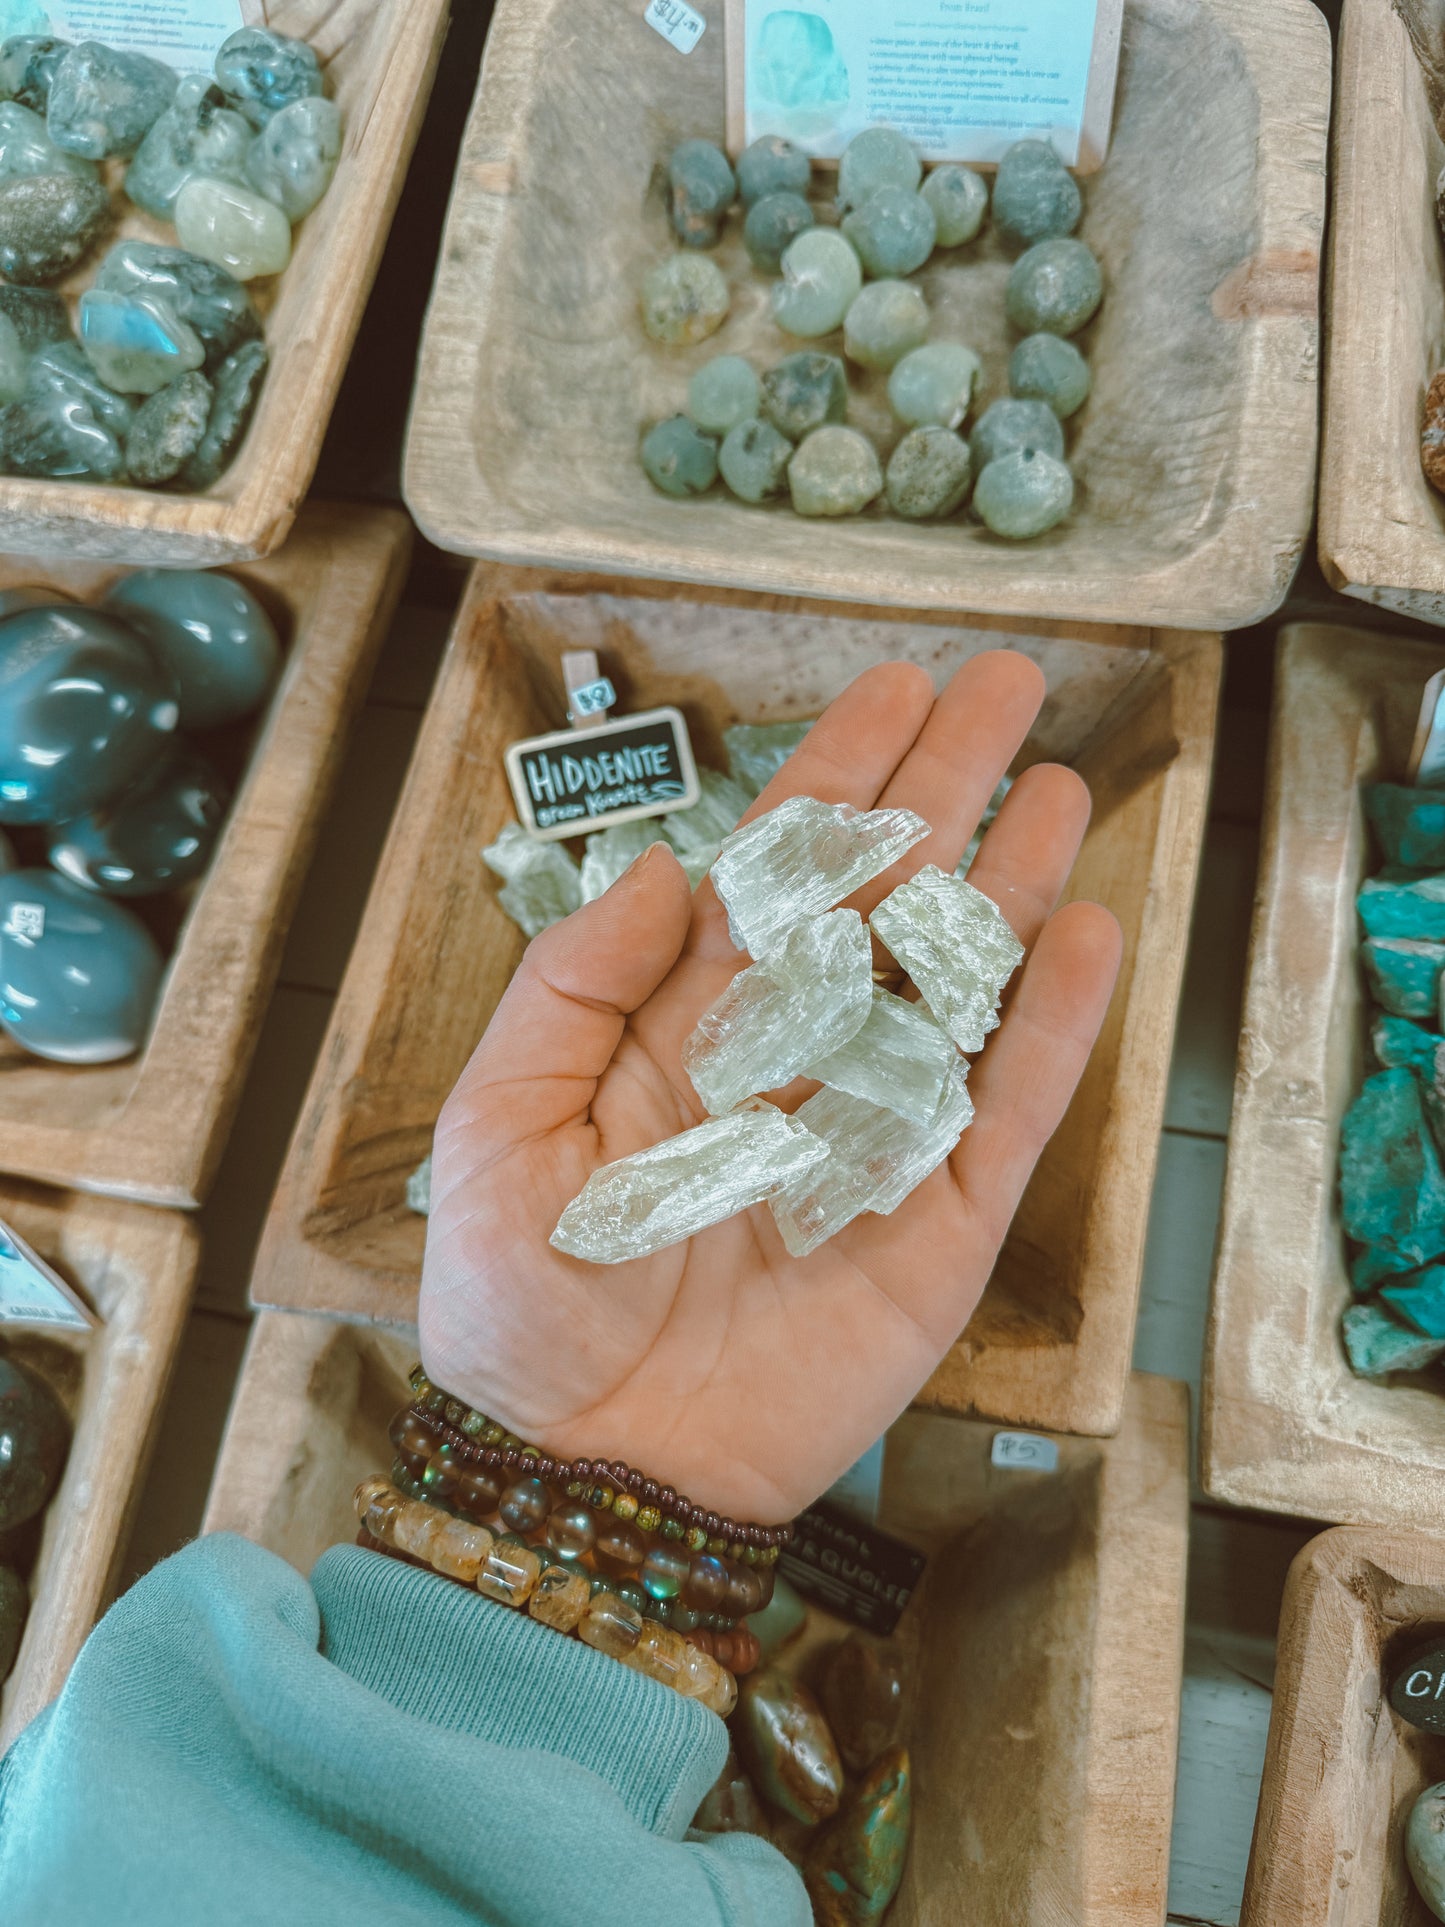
[0,1534,809,1927]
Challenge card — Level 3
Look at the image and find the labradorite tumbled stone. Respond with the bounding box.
[243,94,341,220]
[0,99,95,182]
[970,396,1065,469]
[737,135,810,208]
[177,336,268,489]
[1006,237,1103,337]
[761,351,846,441]
[104,567,280,729]
[124,73,252,219]
[27,339,133,434]
[0,1563,26,1683]
[991,139,1082,247]
[842,187,936,279]
[48,746,229,896]
[47,41,177,159]
[79,289,205,397]
[0,1353,68,1529]
[921,164,988,247]
[0,605,179,823]
[743,190,814,273]
[0,284,67,351]
[0,170,108,283]
[641,414,718,497]
[973,446,1074,537]
[736,1665,844,1825]
[174,175,291,282]
[1009,330,1092,419]
[885,426,971,519]
[0,36,69,113]
[214,26,324,129]
[0,312,26,402]
[95,241,260,372]
[0,390,123,479]
[668,138,736,249]
[124,370,213,485]
[0,868,164,1062]
[719,418,793,503]
[805,1745,912,1924]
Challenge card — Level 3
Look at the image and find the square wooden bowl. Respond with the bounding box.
[0,501,412,1208]
[1319,0,1445,626]
[0,0,448,567]
[0,1181,199,1749]
[1202,622,1445,1527]
[1241,1525,1445,1926]
[404,0,1328,631]
[249,563,1220,1441]
[203,1316,1188,1927]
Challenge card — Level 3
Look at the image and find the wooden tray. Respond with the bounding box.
[0,1182,199,1749]
[0,502,412,1208]
[404,0,1328,632]
[249,563,1220,1441]
[1241,1525,1445,1926]
[1319,0,1445,627]
[1202,622,1445,1527]
[0,0,448,567]
[204,1318,1188,1927]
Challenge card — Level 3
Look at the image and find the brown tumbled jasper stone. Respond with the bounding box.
[1424,370,1445,495]
[735,1665,844,1826]
[819,1633,905,1772]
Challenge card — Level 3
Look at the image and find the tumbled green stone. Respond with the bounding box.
[737,134,810,207]
[641,252,730,345]
[921,164,987,246]
[125,73,251,219]
[0,389,122,478]
[124,371,213,485]
[789,425,883,516]
[0,1354,68,1529]
[973,447,1073,537]
[842,187,936,279]
[1366,786,1445,870]
[482,822,581,937]
[1342,1302,1445,1377]
[0,285,68,351]
[761,350,846,440]
[0,1564,25,1683]
[175,175,291,281]
[723,720,811,795]
[668,138,736,248]
[0,36,69,113]
[886,426,971,519]
[837,126,920,212]
[27,339,133,434]
[0,170,108,283]
[1374,1014,1445,1073]
[47,41,177,160]
[991,139,1081,247]
[177,337,268,489]
[243,94,341,220]
[642,413,718,497]
[1006,237,1103,337]
[805,1745,912,1924]
[0,311,27,402]
[743,189,814,273]
[1362,936,1445,1018]
[750,1573,807,1658]
[772,228,862,338]
[887,342,979,431]
[0,99,94,181]
[843,280,928,372]
[687,355,760,435]
[1009,332,1091,419]
[47,745,228,896]
[79,289,204,397]
[970,396,1065,468]
[1342,1068,1445,1264]
[214,26,324,130]
[103,566,279,729]
[1408,1782,1445,1917]
[95,242,259,373]
[719,417,793,503]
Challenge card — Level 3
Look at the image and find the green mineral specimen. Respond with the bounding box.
[1341,1068,1445,1264]
[175,175,291,281]
[871,866,1023,1051]
[773,227,862,337]
[0,1353,68,1529]
[737,135,810,207]
[0,99,94,181]
[1362,935,1445,1019]
[1366,786,1445,870]
[1006,237,1103,337]
[885,426,972,519]
[761,350,846,440]
[641,252,730,345]
[406,1154,431,1217]
[641,414,718,497]
[0,283,66,351]
[0,170,108,283]
[843,280,928,372]
[838,127,921,212]
[664,766,751,861]
[482,822,582,937]
[1374,1014,1445,1072]
[47,41,177,159]
[743,190,814,273]
[991,139,1081,247]
[177,336,268,489]
[921,164,987,247]
[1342,1302,1445,1377]
[1360,873,1445,940]
[0,36,68,113]
[805,1746,913,1925]
[125,370,213,484]
[1009,331,1091,419]
[687,355,760,435]
[244,94,341,220]
[723,720,812,795]
[667,138,736,249]
[1353,1240,1429,1291]
[808,983,957,1122]
[841,186,936,279]
[214,26,324,130]
[790,424,882,516]
[719,418,793,503]
[888,342,980,431]
[0,312,26,402]
[970,396,1065,468]
[28,339,133,434]
[974,447,1074,537]
[125,73,251,219]
[1380,1264,1445,1338]
[78,289,205,397]
[96,241,259,373]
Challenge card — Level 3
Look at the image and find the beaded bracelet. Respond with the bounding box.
[354,1476,739,1716]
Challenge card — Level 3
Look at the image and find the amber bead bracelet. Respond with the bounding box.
[354,1475,739,1716]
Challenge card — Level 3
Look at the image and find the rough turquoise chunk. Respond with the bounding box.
[0,170,109,283]
[79,289,204,397]
[1380,1264,1445,1338]
[0,36,69,113]
[214,26,323,129]
[124,73,251,219]
[754,10,850,116]
[124,371,213,485]
[177,337,268,489]
[0,868,164,1063]
[47,41,177,159]
[0,389,122,478]
[1341,1068,1445,1265]
[991,139,1081,247]
[1359,873,1445,939]
[805,1744,912,1923]
[723,720,812,795]
[27,339,133,434]
[96,241,260,373]
[1342,1302,1445,1377]
[1374,1013,1445,1072]
[243,94,340,220]
[1366,785,1445,870]
[47,747,228,897]
[1352,1241,1429,1291]
[0,99,94,181]
[1362,936,1445,1019]
[104,567,279,730]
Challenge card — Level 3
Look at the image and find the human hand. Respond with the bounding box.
[420,654,1122,1524]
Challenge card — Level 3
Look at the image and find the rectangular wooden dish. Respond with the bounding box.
[1319,0,1445,626]
[1241,1525,1445,1926]
[0,0,448,567]
[1202,622,1445,1527]
[0,501,412,1208]
[249,563,1220,1441]
[204,1318,1188,1927]
[404,0,1328,631]
[0,1181,199,1749]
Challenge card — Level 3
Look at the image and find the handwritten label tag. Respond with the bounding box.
[779,1496,925,1636]
[22,1,246,67]
[4,901,44,942]
[0,1220,95,1331]
[570,677,618,720]
[991,1430,1059,1474]
[505,708,700,840]
[646,0,706,55]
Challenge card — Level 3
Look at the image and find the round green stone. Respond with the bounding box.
[668,138,736,248]
[841,186,936,279]
[736,134,810,207]
[1005,237,1103,338]
[719,418,793,502]
[641,253,730,345]
[1008,331,1092,418]
[641,414,718,496]
[772,228,862,338]
[886,426,972,519]
[837,126,920,212]
[888,341,979,429]
[743,190,813,273]
[687,354,760,434]
[843,279,928,372]
[761,350,847,440]
[974,447,1074,537]
[970,396,1064,470]
[921,164,988,247]
[789,425,883,517]
[991,139,1081,248]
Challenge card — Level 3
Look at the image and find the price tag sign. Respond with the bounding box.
[646,0,707,55]
[505,708,701,840]
[569,677,618,721]
[0,1219,96,1331]
[990,1430,1060,1473]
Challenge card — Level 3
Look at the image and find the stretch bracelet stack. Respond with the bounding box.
[354,1475,739,1716]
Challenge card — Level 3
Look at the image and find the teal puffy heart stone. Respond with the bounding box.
[0,868,164,1062]
[105,567,280,729]
[0,1351,68,1529]
[214,26,323,129]
[48,747,229,896]
[1340,1068,1445,1266]
[47,41,177,159]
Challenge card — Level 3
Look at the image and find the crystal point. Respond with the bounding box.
[482,822,581,938]
[579,819,657,903]
[870,866,1023,1052]
[551,1103,829,1264]
[712,795,929,959]
[683,909,873,1115]
[807,986,957,1123]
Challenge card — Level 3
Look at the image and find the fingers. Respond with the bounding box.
[741,660,937,820]
[962,762,1092,949]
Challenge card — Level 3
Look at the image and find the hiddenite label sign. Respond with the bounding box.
[505,708,701,840]
[0,0,245,68]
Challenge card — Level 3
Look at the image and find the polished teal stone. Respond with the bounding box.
[0,284,67,351]
[0,868,164,1062]
[1380,1264,1445,1338]
[921,164,987,247]
[215,26,324,129]
[1366,785,1445,870]
[1005,237,1103,337]
[973,446,1073,537]
[48,746,228,897]
[124,370,212,486]
[1362,935,1445,1018]
[1360,873,1445,939]
[0,169,109,283]
[26,339,133,433]
[1009,331,1091,419]
[841,186,936,279]
[0,1564,25,1684]
[0,99,94,181]
[95,241,260,373]
[970,396,1065,468]
[991,139,1081,247]
[837,127,920,212]
[805,1745,912,1925]
[1341,1068,1445,1265]
[47,41,177,159]
[1342,1302,1445,1377]
[0,1352,67,1528]
[737,135,810,208]
[79,289,205,397]
[177,337,267,490]
[105,567,280,730]
[0,389,123,479]
[735,1666,844,1826]
[0,36,69,113]
[642,414,718,496]
[1374,1013,1445,1072]
[243,94,340,220]
[719,417,793,503]
[125,73,251,219]
[743,190,814,273]
[885,426,971,519]
[1408,1782,1445,1921]
[0,605,178,823]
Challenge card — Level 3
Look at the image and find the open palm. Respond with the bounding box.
[420,654,1121,1525]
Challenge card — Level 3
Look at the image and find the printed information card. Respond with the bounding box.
[0,0,246,69]
[727,0,1122,170]
[0,1219,96,1331]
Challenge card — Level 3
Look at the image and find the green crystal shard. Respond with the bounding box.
[807,986,957,1123]
[958,776,1013,877]
[723,720,812,796]
[870,866,1023,1052]
[481,822,581,938]
[406,1154,432,1217]
[1359,873,1445,940]
[664,766,750,862]
[579,819,658,903]
[1341,1068,1445,1266]
[712,795,929,960]
[551,1102,829,1264]
[770,1061,974,1257]
[682,908,873,1115]
[1341,1302,1445,1378]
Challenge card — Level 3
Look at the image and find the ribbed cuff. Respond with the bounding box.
[310,1545,726,1839]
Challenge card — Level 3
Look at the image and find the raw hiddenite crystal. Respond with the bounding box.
[214,27,324,129]
[78,289,204,395]
[0,170,109,282]
[47,41,177,159]
[870,866,1023,1052]
[579,818,658,903]
[664,766,751,860]
[550,1101,829,1263]
[922,164,988,247]
[175,175,291,281]
[712,794,929,959]
[124,73,251,218]
[974,448,1074,538]
[682,908,874,1115]
[724,720,812,795]
[843,280,928,372]
[743,190,814,273]
[641,253,730,345]
[888,342,980,431]
[482,822,582,937]
[789,425,883,517]
[719,418,793,503]
[771,1061,974,1256]
[244,95,341,219]
[841,187,937,279]
[772,228,862,338]
[95,242,259,372]
[807,985,958,1122]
